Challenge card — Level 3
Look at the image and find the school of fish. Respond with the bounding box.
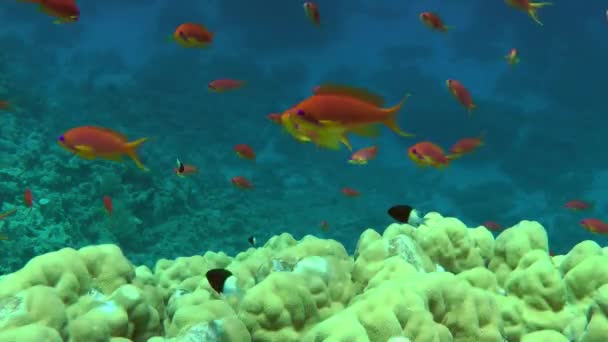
[3,0,605,247]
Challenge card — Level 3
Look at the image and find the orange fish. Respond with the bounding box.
[348,145,378,165]
[24,188,33,208]
[103,195,112,216]
[174,158,198,177]
[408,141,450,169]
[172,23,213,48]
[234,144,256,160]
[0,208,17,220]
[505,0,552,26]
[482,221,502,231]
[24,0,80,24]
[580,218,608,234]
[448,136,484,159]
[267,113,282,125]
[0,100,10,110]
[446,79,476,114]
[283,84,414,139]
[58,126,149,170]
[342,187,360,197]
[505,48,520,66]
[419,12,450,32]
[320,220,329,232]
[208,79,245,92]
[303,2,320,26]
[232,176,253,189]
[564,200,594,211]
[281,110,353,150]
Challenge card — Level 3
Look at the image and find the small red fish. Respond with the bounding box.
[419,12,450,32]
[348,145,378,165]
[208,79,245,92]
[446,79,476,114]
[505,0,552,26]
[342,187,360,197]
[232,176,253,189]
[234,144,256,161]
[24,188,33,208]
[580,218,608,234]
[25,0,80,24]
[448,136,484,159]
[0,100,10,110]
[408,141,450,169]
[172,23,213,48]
[267,113,283,125]
[505,48,520,66]
[0,208,17,220]
[482,221,502,231]
[303,2,320,26]
[103,195,112,216]
[320,220,329,232]
[564,200,593,211]
[174,158,198,177]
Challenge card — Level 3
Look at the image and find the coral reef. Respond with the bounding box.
[0,212,607,341]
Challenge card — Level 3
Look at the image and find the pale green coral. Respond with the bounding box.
[0,213,607,341]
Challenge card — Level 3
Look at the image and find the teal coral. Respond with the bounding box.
[0,212,607,341]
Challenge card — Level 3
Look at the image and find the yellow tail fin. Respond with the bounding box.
[528,2,552,26]
[125,137,149,171]
[383,93,415,137]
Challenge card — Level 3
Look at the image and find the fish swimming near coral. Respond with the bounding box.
[387,205,424,226]
[57,126,149,171]
[174,158,198,177]
[408,141,451,169]
[281,84,414,149]
[205,268,233,294]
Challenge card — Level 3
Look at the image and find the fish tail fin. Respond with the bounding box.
[125,137,149,171]
[528,2,551,25]
[468,103,477,116]
[383,93,415,137]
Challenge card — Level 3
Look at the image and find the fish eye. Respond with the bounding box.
[58,135,65,141]
[297,109,305,116]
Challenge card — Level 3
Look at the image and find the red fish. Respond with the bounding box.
[564,200,594,211]
[234,144,256,161]
[0,208,17,220]
[23,0,80,24]
[580,218,608,234]
[505,48,520,66]
[408,141,450,169]
[448,136,484,159]
[267,113,282,125]
[232,176,253,189]
[419,12,450,32]
[208,79,245,92]
[446,79,476,114]
[57,126,149,170]
[172,23,213,48]
[303,2,320,26]
[348,145,378,165]
[283,84,414,139]
[505,0,552,26]
[0,101,10,110]
[174,158,198,177]
[482,221,502,231]
[320,220,329,232]
[24,188,33,208]
[103,195,112,216]
[342,187,360,197]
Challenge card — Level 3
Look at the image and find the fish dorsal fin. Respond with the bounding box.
[314,84,385,107]
[91,126,128,141]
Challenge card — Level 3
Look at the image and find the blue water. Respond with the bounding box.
[0,0,606,272]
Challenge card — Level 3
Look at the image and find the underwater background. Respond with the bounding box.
[0,0,607,274]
